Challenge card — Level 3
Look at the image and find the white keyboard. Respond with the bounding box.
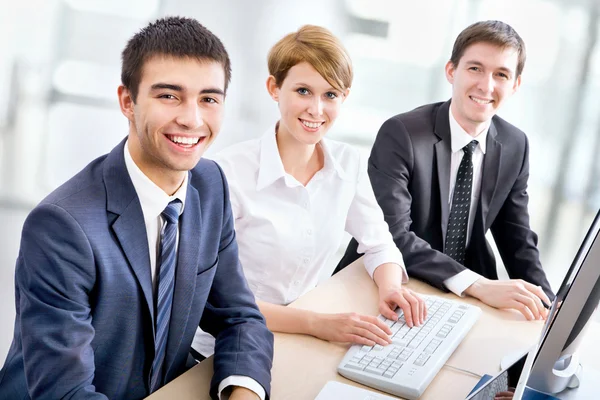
[337,296,481,399]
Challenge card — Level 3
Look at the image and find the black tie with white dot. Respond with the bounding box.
[444,140,478,265]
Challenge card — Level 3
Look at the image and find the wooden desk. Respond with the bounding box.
[148,260,584,399]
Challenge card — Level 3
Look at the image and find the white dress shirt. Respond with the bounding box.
[123,142,264,400]
[442,109,488,296]
[192,125,407,355]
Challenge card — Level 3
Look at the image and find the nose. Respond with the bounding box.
[477,73,495,94]
[307,96,324,117]
[176,101,204,130]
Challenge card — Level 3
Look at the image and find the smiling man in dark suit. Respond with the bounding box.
[0,17,272,400]
[338,20,553,321]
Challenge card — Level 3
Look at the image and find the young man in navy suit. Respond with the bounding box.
[338,20,554,321]
[0,17,272,400]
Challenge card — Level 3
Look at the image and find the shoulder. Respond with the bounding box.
[321,138,364,180]
[376,102,444,144]
[210,138,261,179]
[490,114,528,149]
[322,137,361,163]
[41,154,108,210]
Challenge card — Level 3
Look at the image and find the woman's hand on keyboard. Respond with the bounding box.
[378,286,427,328]
[310,312,393,346]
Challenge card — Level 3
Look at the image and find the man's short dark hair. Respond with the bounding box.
[450,20,526,78]
[121,16,232,102]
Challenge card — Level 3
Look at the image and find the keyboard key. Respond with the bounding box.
[383,370,396,378]
[365,366,383,375]
[414,355,430,367]
[345,362,365,371]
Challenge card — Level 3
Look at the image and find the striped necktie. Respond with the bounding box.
[150,199,182,392]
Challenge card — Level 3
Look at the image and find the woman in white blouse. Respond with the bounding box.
[193,25,426,357]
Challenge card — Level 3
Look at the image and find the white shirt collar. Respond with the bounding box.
[123,139,187,221]
[256,123,350,191]
[448,108,488,155]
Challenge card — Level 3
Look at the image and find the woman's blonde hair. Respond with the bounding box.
[267,25,353,92]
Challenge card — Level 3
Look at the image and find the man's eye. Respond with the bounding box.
[159,94,176,100]
[202,97,217,104]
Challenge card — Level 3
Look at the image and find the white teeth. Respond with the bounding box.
[301,120,322,129]
[169,136,200,145]
[470,96,492,105]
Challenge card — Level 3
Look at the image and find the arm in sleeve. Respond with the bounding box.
[489,137,554,298]
[368,117,467,291]
[200,163,274,400]
[16,204,108,399]
[345,151,408,282]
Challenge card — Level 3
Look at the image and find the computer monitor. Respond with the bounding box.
[520,209,600,395]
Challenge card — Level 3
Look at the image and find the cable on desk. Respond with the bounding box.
[443,364,483,379]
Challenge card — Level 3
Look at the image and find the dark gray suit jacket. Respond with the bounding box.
[338,100,553,298]
[0,139,273,399]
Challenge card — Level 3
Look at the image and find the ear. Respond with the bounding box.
[512,74,522,94]
[266,75,280,102]
[445,60,456,85]
[118,85,135,122]
[341,88,350,103]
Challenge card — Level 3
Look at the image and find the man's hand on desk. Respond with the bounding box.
[229,386,260,400]
[464,277,550,321]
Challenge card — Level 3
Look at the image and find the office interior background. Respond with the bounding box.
[2,0,600,363]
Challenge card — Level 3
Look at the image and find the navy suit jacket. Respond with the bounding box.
[337,101,553,298]
[0,139,273,399]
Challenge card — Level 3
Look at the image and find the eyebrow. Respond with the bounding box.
[294,82,339,92]
[464,61,514,74]
[150,83,225,96]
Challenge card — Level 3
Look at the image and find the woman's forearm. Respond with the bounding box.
[256,299,318,336]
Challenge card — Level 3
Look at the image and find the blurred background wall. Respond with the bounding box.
[2,0,600,362]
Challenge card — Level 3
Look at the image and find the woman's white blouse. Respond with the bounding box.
[212,126,407,306]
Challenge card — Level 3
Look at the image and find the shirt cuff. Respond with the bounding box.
[444,269,482,297]
[218,376,266,400]
[362,249,408,283]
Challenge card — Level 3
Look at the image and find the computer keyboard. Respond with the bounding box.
[337,296,481,400]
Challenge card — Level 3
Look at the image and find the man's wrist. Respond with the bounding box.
[464,277,486,298]
[230,386,260,399]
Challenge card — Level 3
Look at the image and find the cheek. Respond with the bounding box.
[325,103,342,121]
[205,108,225,133]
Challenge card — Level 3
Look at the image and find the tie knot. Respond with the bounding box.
[463,140,478,157]
[162,199,182,225]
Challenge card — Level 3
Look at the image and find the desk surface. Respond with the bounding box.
[148,260,600,399]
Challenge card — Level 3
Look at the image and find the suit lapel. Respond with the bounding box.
[104,139,155,330]
[164,178,201,375]
[434,100,452,245]
[480,122,502,228]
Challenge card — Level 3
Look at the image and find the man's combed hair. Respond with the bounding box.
[450,20,526,78]
[121,16,232,102]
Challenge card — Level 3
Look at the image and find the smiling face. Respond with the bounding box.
[446,41,522,135]
[267,62,348,146]
[119,55,225,191]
